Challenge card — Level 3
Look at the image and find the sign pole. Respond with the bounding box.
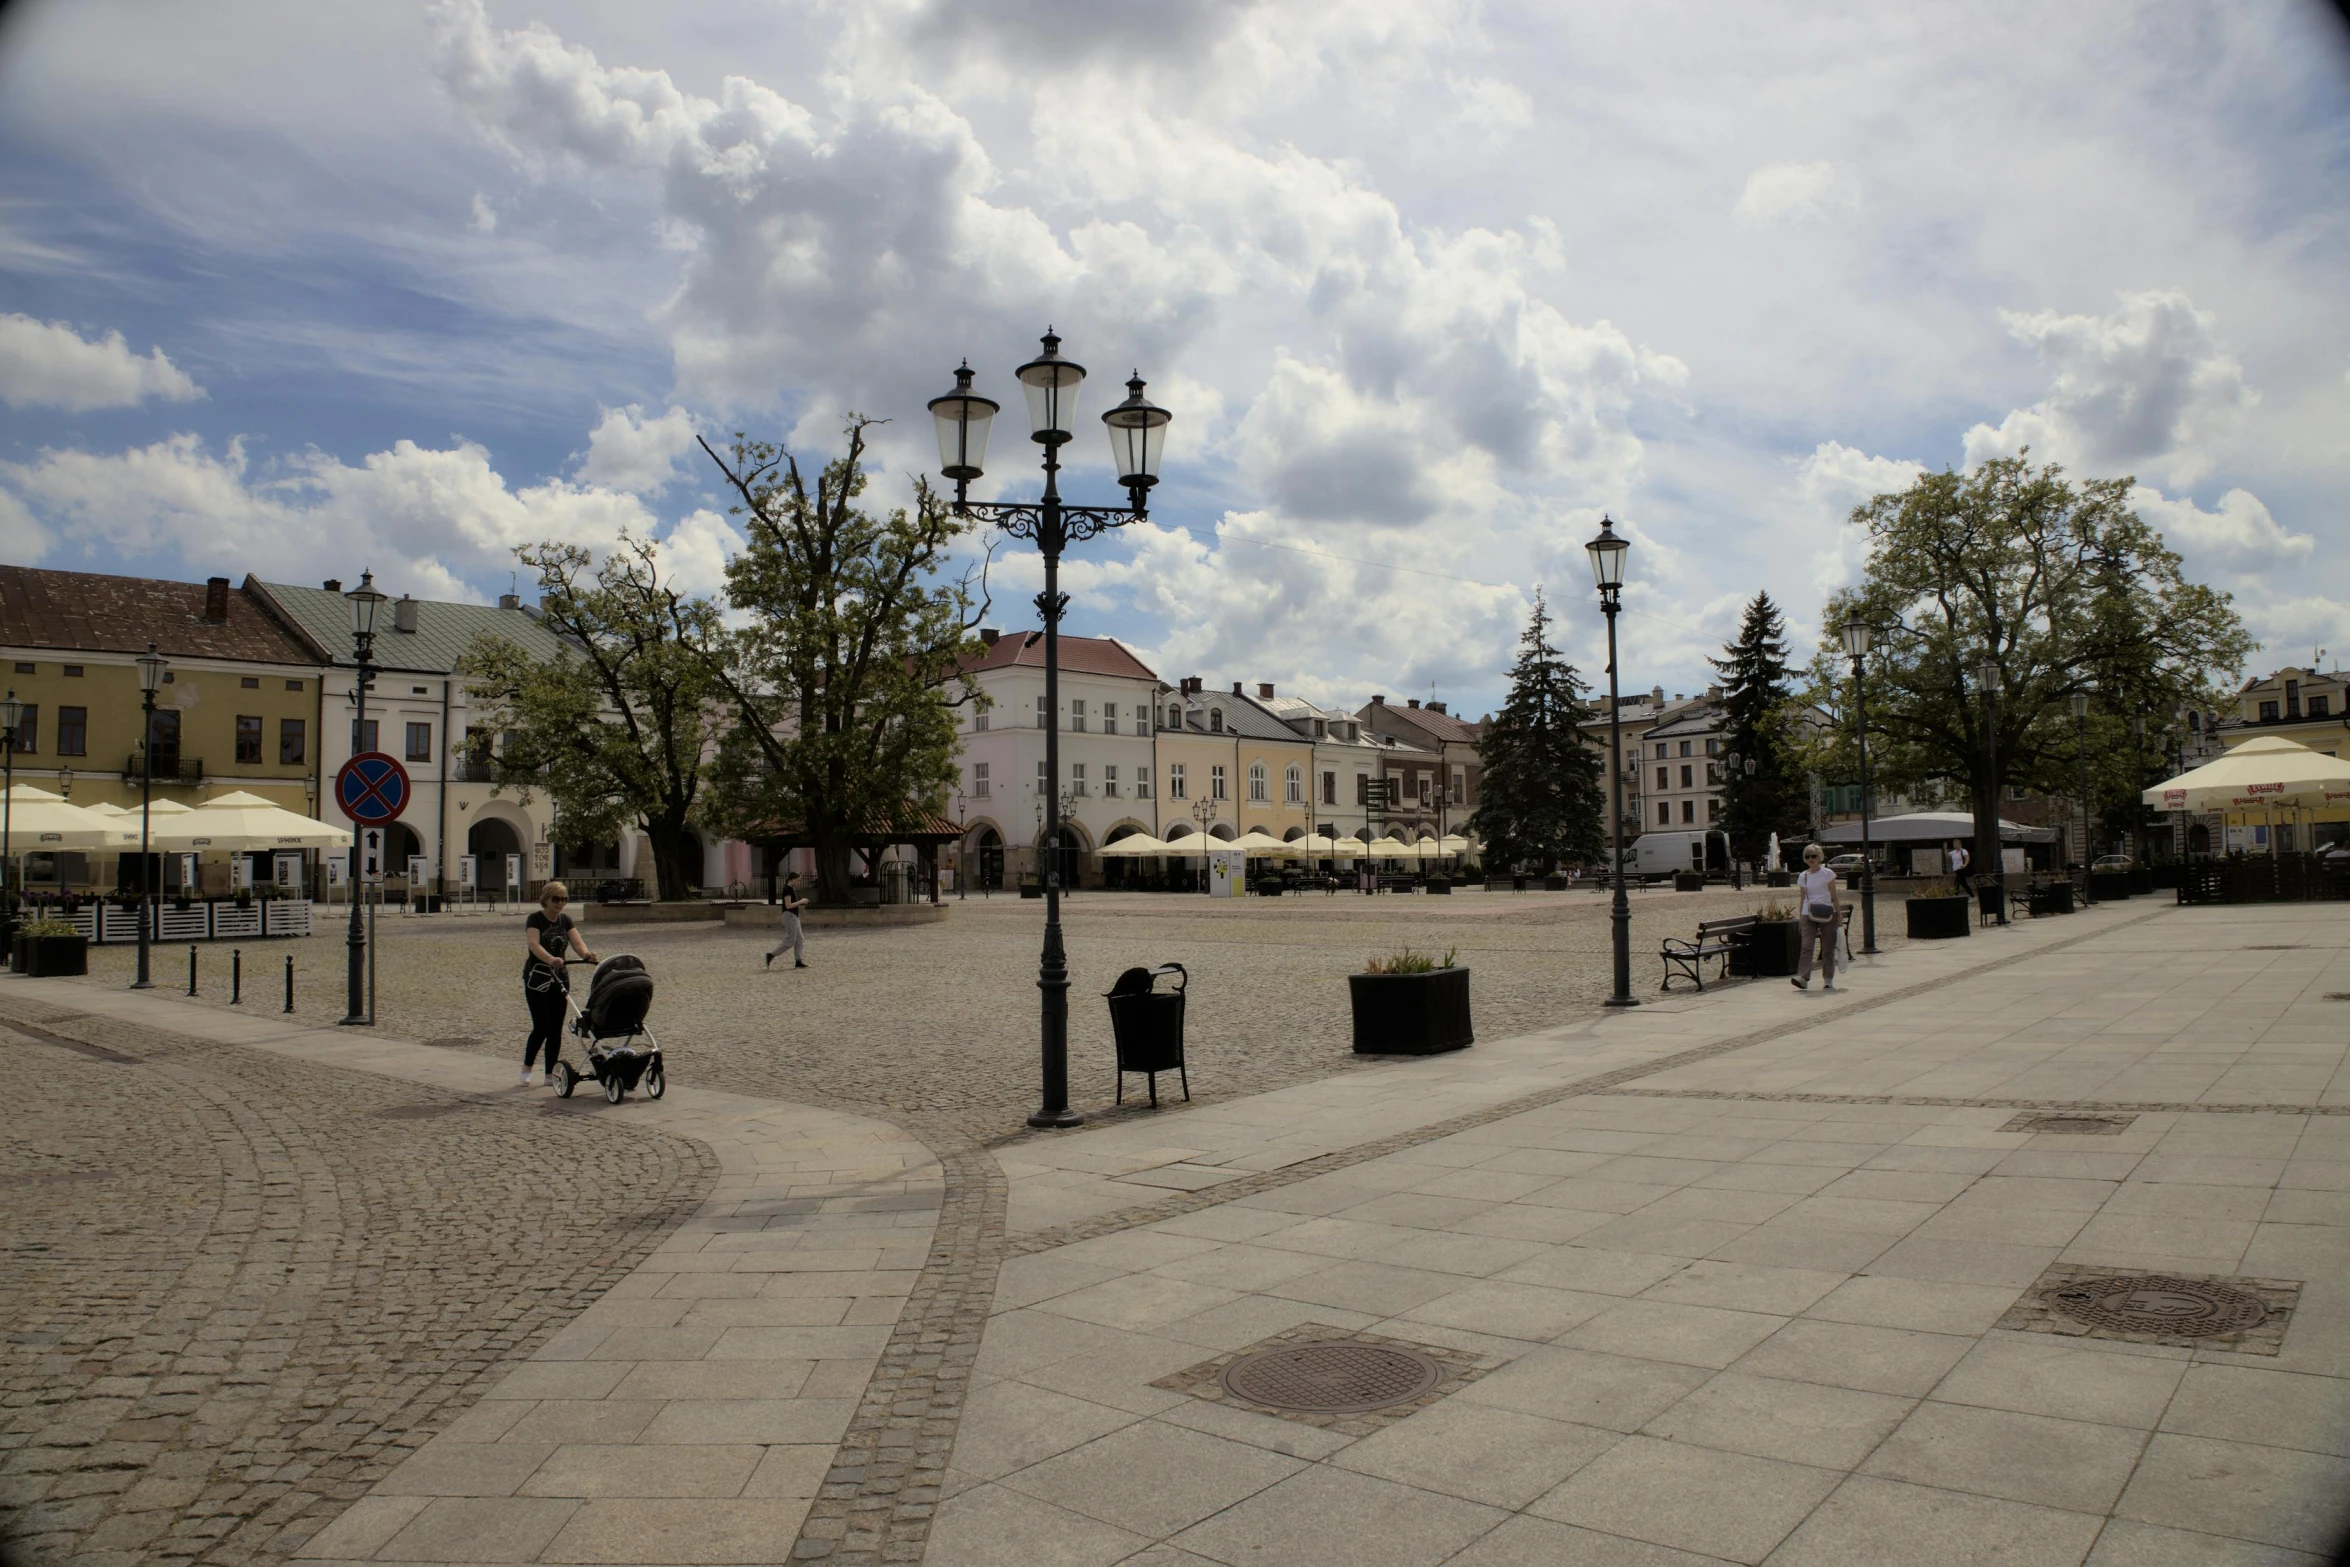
[333,743,411,1029]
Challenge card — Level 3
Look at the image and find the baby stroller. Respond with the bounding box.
[551,954,665,1104]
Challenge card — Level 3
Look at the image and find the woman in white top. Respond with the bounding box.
[1792,844,1839,992]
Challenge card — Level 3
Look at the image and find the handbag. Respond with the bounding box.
[1805,898,1836,921]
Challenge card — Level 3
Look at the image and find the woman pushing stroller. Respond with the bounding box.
[522,880,597,1086]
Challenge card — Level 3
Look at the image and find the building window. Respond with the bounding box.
[241,676,260,690]
[1656,765,1669,790]
[236,715,263,765]
[354,719,378,754]
[1036,695,1050,728]
[1417,774,1431,804]
[1286,764,1304,804]
[1170,763,1187,800]
[973,761,990,798]
[1680,764,1694,788]
[2258,701,2279,721]
[1037,759,1049,795]
[1103,764,1119,797]
[1070,699,1086,733]
[1211,764,1228,801]
[1166,705,1181,729]
[1678,741,1691,757]
[286,679,304,691]
[1071,762,1088,795]
[1355,774,1370,806]
[63,665,83,677]
[10,662,29,674]
[1209,709,1224,733]
[405,722,432,762]
[280,718,305,765]
[1705,738,1718,755]
[2285,680,2301,717]
[1135,767,1151,800]
[1248,761,1268,802]
[57,706,86,757]
[1654,742,1666,759]
[1707,798,1722,821]
[1657,801,1671,825]
[1322,771,1337,806]
[7,705,33,754]
[2311,696,2332,718]
[974,710,989,732]
[1450,766,1464,804]
[1681,799,1696,823]
[1102,708,1117,735]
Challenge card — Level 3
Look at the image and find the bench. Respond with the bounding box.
[1660,913,1759,993]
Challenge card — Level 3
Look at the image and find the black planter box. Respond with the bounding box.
[1349,967,1472,1055]
[1424,879,1451,895]
[1018,881,1044,900]
[1255,879,1284,897]
[1766,870,1793,887]
[1674,872,1704,892]
[1489,877,1519,892]
[1730,920,1801,976]
[2088,872,2133,902]
[1906,895,1972,940]
[2030,882,2075,916]
[1544,874,1569,891]
[2129,867,2157,895]
[12,932,89,977]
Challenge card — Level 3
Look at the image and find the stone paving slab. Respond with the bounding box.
[1,976,943,1567]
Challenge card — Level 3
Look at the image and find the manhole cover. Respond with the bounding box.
[1220,1341,1445,1414]
[1999,1111,2135,1135]
[2042,1276,2269,1339]
[370,1103,465,1120]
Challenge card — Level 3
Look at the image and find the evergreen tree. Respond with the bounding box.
[1471,594,1605,871]
[1710,590,1807,864]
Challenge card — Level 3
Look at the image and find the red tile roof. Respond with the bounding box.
[1375,702,1483,745]
[959,631,1159,682]
[0,566,320,666]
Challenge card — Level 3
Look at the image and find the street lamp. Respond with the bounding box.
[56,766,73,801]
[1840,615,1880,955]
[1585,517,1636,1008]
[2070,691,2094,904]
[0,689,19,911]
[928,333,1170,1130]
[1975,656,2006,926]
[133,645,167,988]
[1723,750,1759,889]
[341,570,386,1026]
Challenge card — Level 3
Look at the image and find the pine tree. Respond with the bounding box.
[1710,590,1806,864]
[1471,594,1606,872]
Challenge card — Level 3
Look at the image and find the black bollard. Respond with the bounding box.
[188,945,198,996]
[231,949,241,1005]
[284,953,295,1014]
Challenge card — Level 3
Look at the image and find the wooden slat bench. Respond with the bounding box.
[1660,912,1759,993]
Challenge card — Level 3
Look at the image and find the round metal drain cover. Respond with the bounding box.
[2043,1276,2269,1338]
[1220,1341,1445,1414]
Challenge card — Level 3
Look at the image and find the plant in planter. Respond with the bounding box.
[1424,875,1451,894]
[1255,877,1285,897]
[1349,946,1472,1055]
[1731,899,1801,976]
[1904,874,1972,939]
[13,914,89,977]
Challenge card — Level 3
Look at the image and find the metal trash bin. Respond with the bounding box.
[1105,963,1189,1107]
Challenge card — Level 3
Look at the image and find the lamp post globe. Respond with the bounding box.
[928,333,1169,1132]
[132,644,167,988]
[1584,517,1637,1008]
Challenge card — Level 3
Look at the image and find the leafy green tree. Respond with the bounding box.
[459,537,726,901]
[1812,455,2251,875]
[1708,591,1809,864]
[698,418,987,905]
[1471,593,1605,871]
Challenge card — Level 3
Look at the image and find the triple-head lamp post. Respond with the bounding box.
[929,333,1171,1130]
[340,572,386,1026]
[1840,615,1880,956]
[1585,518,1637,1009]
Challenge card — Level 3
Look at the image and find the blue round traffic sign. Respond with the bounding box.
[336,751,412,826]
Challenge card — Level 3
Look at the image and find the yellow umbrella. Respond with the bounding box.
[1295,832,1339,854]
[1227,830,1298,856]
[2143,735,2350,812]
[1097,831,1172,857]
[1363,835,1413,859]
[0,785,124,850]
[1326,835,1367,858]
[180,790,352,851]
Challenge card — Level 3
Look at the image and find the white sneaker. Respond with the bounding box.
[1822,983,1837,992]
[519,1069,533,1085]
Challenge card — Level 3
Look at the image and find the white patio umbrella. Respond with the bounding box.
[177,790,353,851]
[0,785,126,850]
[1294,832,1339,854]
[1363,835,1413,859]
[2142,735,2350,812]
[1227,830,1298,856]
[127,798,205,850]
[1096,832,1172,857]
[1325,836,1367,858]
[1438,834,1472,855]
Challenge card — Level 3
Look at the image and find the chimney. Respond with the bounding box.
[1429,701,1446,714]
[1371,694,1386,705]
[979,627,1000,647]
[322,578,342,593]
[1407,698,1420,709]
[203,576,230,622]
[1232,682,1244,696]
[1181,676,1202,696]
[498,593,521,611]
[1651,685,1665,707]
[1706,684,1722,701]
[392,594,419,634]
[1258,682,1275,699]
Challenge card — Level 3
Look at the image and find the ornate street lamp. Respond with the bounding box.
[2070,691,2094,904]
[1723,750,1760,888]
[1585,517,1636,1008]
[1975,656,2006,926]
[341,570,386,1026]
[0,689,19,910]
[928,333,1170,1130]
[1840,615,1880,955]
[133,645,167,988]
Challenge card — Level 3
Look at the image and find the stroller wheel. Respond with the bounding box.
[645,1060,665,1100]
[555,1062,578,1098]
[603,1070,626,1105]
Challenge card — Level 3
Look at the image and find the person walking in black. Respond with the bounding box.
[765,871,809,969]
[522,880,596,1086]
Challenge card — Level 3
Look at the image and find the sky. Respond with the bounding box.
[1,0,2345,719]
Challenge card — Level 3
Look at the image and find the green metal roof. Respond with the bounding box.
[252,580,579,673]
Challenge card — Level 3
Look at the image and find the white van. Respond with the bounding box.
[1618,830,1731,883]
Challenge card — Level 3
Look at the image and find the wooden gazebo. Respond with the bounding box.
[742,804,965,904]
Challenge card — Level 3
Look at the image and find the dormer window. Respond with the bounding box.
[1209,709,1224,732]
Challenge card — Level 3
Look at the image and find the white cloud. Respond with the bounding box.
[577,403,697,494]
[656,507,743,599]
[1734,161,1857,225]
[2128,484,2311,561]
[0,314,204,411]
[1963,290,2255,486]
[469,190,498,233]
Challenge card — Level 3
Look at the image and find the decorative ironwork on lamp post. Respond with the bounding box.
[1840,616,1880,955]
[340,572,386,1026]
[2070,691,2094,903]
[133,645,166,989]
[928,334,1171,1130]
[1976,656,2007,926]
[1585,517,1637,1008]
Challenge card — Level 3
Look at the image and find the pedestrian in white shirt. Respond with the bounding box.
[1791,845,1839,992]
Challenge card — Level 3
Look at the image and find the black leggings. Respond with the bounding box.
[524,984,568,1070]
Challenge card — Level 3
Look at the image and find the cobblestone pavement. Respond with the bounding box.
[0,996,717,1567]
[73,888,1910,1152]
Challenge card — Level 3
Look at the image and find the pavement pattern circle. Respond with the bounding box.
[1220,1341,1446,1414]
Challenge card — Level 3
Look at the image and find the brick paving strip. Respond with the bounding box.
[1600,1086,2350,1116]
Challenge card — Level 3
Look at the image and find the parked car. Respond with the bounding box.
[2090,854,2135,872]
[1825,853,1866,875]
